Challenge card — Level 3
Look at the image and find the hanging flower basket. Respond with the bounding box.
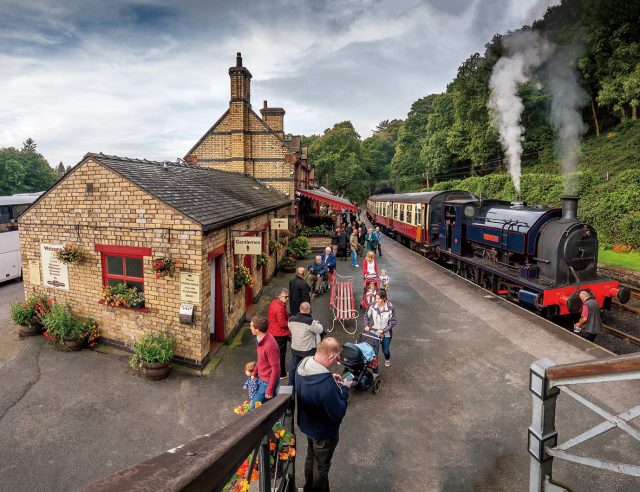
[152,256,175,279]
[56,243,85,264]
[234,265,254,289]
[257,253,270,268]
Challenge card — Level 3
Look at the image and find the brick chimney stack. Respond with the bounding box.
[260,99,285,134]
[229,52,252,106]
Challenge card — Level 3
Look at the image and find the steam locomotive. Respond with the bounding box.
[366,191,631,317]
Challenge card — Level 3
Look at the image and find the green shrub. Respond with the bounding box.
[129,331,175,369]
[10,292,52,326]
[299,225,332,237]
[42,303,85,341]
[287,236,311,258]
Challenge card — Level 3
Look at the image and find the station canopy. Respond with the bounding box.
[297,188,357,212]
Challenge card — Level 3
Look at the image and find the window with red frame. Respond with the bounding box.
[102,254,144,292]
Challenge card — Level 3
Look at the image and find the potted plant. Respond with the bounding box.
[234,265,254,290]
[56,243,85,264]
[279,255,297,273]
[81,317,100,349]
[152,256,175,279]
[287,236,311,259]
[129,331,175,380]
[10,292,52,337]
[42,303,85,351]
[101,283,145,309]
[257,253,269,269]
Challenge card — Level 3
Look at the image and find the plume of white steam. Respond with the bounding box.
[488,31,553,194]
[545,45,588,195]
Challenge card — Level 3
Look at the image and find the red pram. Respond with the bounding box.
[360,274,380,310]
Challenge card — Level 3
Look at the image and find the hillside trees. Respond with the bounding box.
[0,139,58,195]
[308,121,370,200]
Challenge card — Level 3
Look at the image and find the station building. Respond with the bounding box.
[18,153,290,368]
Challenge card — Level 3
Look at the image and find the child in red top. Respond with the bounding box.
[249,315,280,408]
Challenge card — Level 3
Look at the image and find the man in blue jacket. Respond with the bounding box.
[295,337,352,492]
[321,247,336,275]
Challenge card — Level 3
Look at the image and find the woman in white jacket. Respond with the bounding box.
[363,289,396,367]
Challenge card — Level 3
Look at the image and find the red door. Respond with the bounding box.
[243,255,253,307]
[262,230,268,286]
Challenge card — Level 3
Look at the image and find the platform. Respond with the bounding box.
[299,236,638,491]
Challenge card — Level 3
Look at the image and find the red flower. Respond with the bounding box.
[155,273,160,279]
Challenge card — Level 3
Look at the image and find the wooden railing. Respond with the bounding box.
[528,354,640,491]
[83,388,295,492]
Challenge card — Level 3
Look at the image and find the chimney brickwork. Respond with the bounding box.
[185,53,303,204]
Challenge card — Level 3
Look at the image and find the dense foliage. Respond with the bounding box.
[306,0,640,199]
[0,139,58,195]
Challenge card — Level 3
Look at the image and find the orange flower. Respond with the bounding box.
[288,448,296,457]
[279,429,286,437]
[254,401,262,408]
[279,452,289,460]
[290,437,295,446]
[269,442,276,451]
[250,470,259,481]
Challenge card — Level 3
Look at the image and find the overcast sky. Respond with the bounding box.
[0,0,559,168]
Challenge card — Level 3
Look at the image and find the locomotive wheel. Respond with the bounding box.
[372,378,382,394]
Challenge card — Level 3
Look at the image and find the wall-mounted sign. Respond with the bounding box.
[40,244,69,291]
[271,218,288,231]
[180,272,201,304]
[234,236,262,255]
[29,261,41,286]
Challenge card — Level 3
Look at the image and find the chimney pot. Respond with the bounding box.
[236,52,242,67]
[263,100,268,109]
[560,195,579,222]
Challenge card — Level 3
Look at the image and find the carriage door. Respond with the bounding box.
[209,254,225,343]
[243,255,253,307]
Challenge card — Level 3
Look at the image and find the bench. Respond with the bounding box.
[329,274,359,335]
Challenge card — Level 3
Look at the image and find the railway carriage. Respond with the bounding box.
[367,192,631,318]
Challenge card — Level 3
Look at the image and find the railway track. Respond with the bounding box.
[603,324,640,348]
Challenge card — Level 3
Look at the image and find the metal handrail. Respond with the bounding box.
[83,390,295,492]
[528,354,640,491]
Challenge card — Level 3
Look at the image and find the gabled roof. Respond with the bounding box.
[84,153,290,232]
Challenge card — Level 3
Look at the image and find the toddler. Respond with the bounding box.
[364,281,377,308]
[242,361,259,401]
[379,269,390,291]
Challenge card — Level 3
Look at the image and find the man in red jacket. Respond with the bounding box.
[268,288,290,379]
[250,315,280,408]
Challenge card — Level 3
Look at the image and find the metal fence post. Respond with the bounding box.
[258,434,271,492]
[280,385,296,492]
[528,359,560,492]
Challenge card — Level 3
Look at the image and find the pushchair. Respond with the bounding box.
[339,332,382,394]
[360,274,380,310]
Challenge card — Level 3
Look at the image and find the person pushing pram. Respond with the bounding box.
[363,289,396,368]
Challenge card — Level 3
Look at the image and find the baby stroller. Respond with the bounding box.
[339,332,382,394]
[360,274,380,310]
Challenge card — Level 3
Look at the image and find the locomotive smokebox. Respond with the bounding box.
[560,195,579,222]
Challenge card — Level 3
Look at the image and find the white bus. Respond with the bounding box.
[0,193,43,283]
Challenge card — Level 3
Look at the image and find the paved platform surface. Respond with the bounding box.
[0,238,638,491]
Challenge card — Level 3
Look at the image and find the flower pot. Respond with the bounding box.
[62,336,84,351]
[280,264,296,273]
[19,323,43,337]
[140,361,171,380]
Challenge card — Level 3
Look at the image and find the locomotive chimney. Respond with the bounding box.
[560,195,579,221]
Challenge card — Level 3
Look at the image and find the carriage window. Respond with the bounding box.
[399,205,405,222]
[393,204,398,220]
[406,205,413,224]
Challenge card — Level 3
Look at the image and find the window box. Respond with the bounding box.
[98,300,150,313]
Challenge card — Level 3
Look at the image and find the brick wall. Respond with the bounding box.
[18,159,209,362]
[18,158,291,365]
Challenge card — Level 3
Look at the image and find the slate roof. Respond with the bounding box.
[89,153,291,231]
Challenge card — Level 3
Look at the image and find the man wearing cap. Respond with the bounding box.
[249,315,280,407]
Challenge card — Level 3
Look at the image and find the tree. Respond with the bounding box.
[22,138,37,152]
[56,162,66,177]
[307,121,369,201]
[0,146,57,194]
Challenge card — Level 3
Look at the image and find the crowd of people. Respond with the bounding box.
[239,212,396,491]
